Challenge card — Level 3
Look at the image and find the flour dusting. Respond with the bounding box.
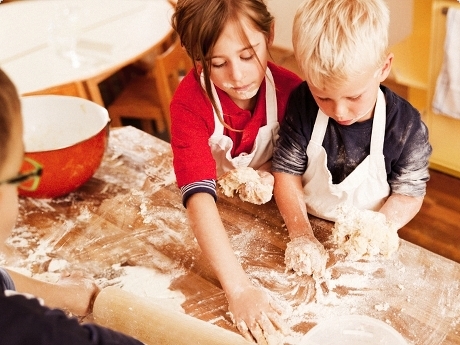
[107,265,186,313]
[6,128,460,345]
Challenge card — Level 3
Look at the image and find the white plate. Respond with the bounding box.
[300,315,407,345]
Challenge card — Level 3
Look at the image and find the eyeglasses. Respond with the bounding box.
[0,157,43,192]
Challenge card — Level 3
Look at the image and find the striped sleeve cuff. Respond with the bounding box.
[180,179,217,207]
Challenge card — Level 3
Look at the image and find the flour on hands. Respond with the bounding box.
[332,205,399,260]
[284,237,328,280]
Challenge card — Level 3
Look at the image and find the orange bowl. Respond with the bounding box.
[20,95,110,198]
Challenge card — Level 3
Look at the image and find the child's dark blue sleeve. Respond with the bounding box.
[0,267,16,291]
[0,292,144,345]
[273,82,315,175]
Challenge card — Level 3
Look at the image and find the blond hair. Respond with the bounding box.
[292,0,389,88]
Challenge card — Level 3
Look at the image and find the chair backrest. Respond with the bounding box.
[154,37,194,133]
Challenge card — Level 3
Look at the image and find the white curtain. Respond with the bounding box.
[432,8,460,119]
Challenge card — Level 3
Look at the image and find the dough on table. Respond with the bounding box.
[332,205,399,260]
[284,237,328,279]
[217,167,273,205]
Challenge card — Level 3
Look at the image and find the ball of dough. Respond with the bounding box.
[217,167,273,205]
[332,205,399,260]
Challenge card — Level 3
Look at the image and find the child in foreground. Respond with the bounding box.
[272,0,432,276]
[169,0,302,342]
[0,68,143,345]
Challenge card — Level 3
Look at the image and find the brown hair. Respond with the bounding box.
[171,0,274,128]
[0,69,21,169]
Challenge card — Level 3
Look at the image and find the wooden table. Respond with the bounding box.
[0,0,173,105]
[7,126,460,345]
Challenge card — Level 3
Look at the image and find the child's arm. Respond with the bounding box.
[4,268,99,316]
[273,172,328,277]
[186,192,286,343]
[1,293,143,345]
[379,193,424,229]
[273,172,313,237]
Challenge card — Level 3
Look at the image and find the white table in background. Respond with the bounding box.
[0,0,173,105]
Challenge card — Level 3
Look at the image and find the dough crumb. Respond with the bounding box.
[332,205,399,260]
[218,167,273,205]
[374,302,390,311]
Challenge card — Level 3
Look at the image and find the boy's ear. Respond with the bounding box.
[377,53,394,82]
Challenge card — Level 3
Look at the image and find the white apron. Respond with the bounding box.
[204,68,279,177]
[301,89,390,222]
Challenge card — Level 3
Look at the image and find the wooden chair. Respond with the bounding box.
[22,81,88,99]
[107,36,193,138]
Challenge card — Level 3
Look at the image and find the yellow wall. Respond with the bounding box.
[389,0,432,111]
[389,0,460,177]
[426,1,460,177]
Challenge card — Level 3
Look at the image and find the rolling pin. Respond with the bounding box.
[92,286,253,345]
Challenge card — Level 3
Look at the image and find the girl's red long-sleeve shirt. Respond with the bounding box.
[170,61,302,189]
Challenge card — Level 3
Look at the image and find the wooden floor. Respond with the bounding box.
[268,47,460,264]
[400,169,460,263]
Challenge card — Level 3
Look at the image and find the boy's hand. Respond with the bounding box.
[227,284,288,344]
[56,270,100,316]
[284,236,328,280]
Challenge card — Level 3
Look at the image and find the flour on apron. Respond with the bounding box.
[302,89,390,222]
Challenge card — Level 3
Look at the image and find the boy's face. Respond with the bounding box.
[0,119,23,251]
[208,16,272,111]
[308,55,392,126]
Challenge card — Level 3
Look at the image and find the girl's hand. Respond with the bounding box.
[256,170,274,188]
[56,270,100,316]
[227,284,288,344]
[284,236,328,280]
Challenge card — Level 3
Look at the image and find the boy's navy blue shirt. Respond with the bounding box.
[0,269,143,345]
[272,83,432,197]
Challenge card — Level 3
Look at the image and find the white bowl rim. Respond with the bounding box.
[20,95,110,152]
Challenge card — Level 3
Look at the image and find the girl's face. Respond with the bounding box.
[0,120,23,251]
[209,17,272,110]
[308,54,393,126]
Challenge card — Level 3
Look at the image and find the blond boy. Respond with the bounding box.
[273,0,432,277]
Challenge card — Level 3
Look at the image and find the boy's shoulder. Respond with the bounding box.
[268,61,303,87]
[381,85,422,123]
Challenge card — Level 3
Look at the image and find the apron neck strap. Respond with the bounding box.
[369,88,386,155]
[312,88,386,154]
